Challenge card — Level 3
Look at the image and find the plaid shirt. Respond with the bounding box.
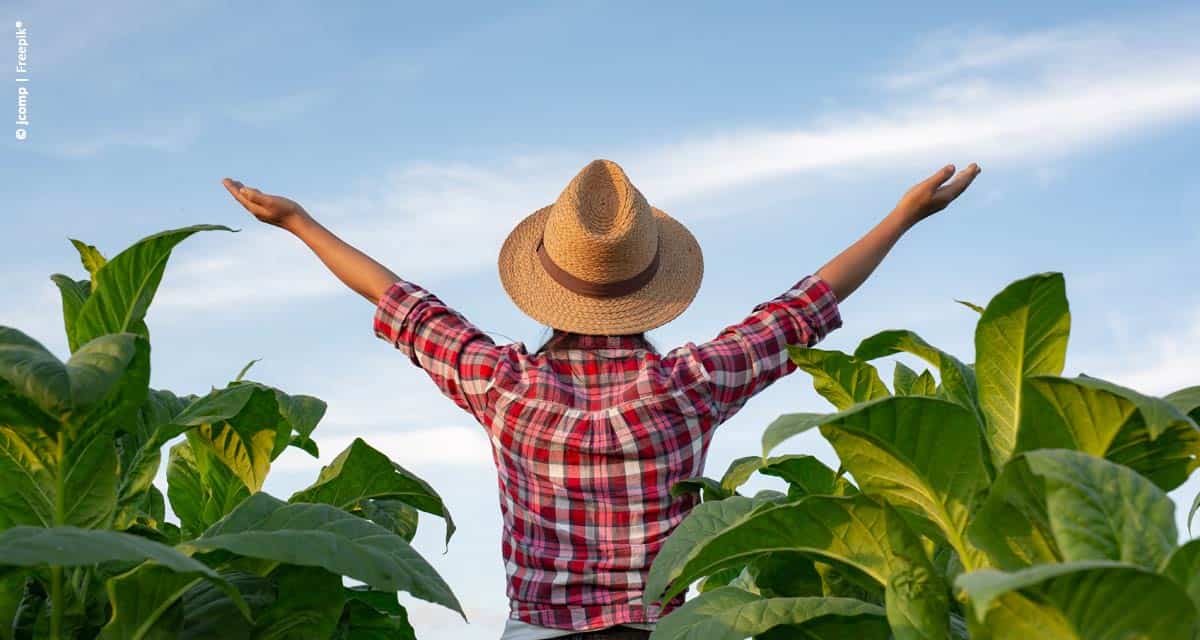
[373,275,841,631]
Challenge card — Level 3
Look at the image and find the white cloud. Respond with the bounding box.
[879,10,1200,91]
[51,119,202,158]
[228,89,334,125]
[7,0,195,70]
[167,12,1200,311]
[1070,306,1200,396]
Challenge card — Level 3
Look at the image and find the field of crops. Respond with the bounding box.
[2,226,1197,639]
[646,272,1200,639]
[0,226,460,639]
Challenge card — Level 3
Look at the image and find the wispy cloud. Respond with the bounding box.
[6,0,198,70]
[1071,305,1200,396]
[168,10,1200,311]
[43,87,332,158]
[228,89,335,126]
[879,10,1200,91]
[50,119,202,158]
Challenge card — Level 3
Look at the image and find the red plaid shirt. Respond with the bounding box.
[373,275,841,631]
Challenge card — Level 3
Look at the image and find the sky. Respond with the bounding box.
[2,1,1200,637]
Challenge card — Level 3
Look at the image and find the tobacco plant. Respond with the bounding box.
[0,226,462,639]
[649,272,1200,639]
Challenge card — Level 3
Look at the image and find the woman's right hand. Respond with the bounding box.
[894,163,981,227]
[221,178,310,230]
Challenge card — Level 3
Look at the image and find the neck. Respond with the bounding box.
[538,331,650,354]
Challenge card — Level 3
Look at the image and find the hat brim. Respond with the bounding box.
[498,204,704,335]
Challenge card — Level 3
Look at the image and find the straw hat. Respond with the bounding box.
[498,159,703,335]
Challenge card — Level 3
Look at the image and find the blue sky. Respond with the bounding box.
[3,1,1200,637]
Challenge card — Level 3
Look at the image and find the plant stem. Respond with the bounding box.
[50,431,66,640]
[50,567,62,639]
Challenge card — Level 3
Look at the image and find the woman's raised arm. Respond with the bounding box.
[221,178,399,304]
[816,163,981,302]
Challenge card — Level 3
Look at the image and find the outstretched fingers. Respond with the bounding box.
[921,165,957,193]
[934,163,982,203]
[222,177,271,217]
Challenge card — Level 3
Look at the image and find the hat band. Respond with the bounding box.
[536,237,661,299]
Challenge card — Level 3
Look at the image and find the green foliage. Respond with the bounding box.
[0,226,461,638]
[648,271,1200,639]
[650,586,889,640]
[290,438,455,546]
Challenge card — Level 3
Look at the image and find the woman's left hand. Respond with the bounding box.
[222,178,309,230]
[895,163,981,226]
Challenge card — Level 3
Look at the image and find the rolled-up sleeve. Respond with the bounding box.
[694,274,842,423]
[373,280,503,419]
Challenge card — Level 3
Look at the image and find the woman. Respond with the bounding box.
[222,158,979,639]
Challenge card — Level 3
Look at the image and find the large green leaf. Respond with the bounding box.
[854,330,980,421]
[911,371,937,396]
[817,396,991,571]
[741,552,824,598]
[0,526,249,630]
[9,575,46,640]
[1167,386,1200,422]
[102,563,193,640]
[58,426,120,530]
[669,477,731,503]
[956,561,1196,639]
[174,385,279,494]
[1163,539,1200,616]
[965,456,1059,571]
[65,333,150,432]
[270,392,325,459]
[252,565,345,640]
[893,362,919,395]
[290,438,454,545]
[0,332,148,530]
[176,571,275,640]
[115,389,193,529]
[786,346,890,410]
[968,449,1176,571]
[49,275,91,353]
[0,572,27,640]
[1024,376,1200,491]
[354,499,420,542]
[881,503,950,640]
[72,225,233,347]
[334,588,416,640]
[172,382,325,493]
[181,493,463,617]
[718,456,764,494]
[1073,375,1198,437]
[0,526,208,574]
[649,587,889,640]
[166,441,250,540]
[757,455,857,498]
[974,272,1070,468]
[1041,445,1179,567]
[0,428,55,530]
[0,327,72,420]
[101,563,266,640]
[645,494,946,640]
[761,413,827,457]
[646,496,767,603]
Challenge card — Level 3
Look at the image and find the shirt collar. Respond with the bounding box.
[568,334,657,354]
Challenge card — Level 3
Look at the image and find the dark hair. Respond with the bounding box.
[534,328,656,355]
